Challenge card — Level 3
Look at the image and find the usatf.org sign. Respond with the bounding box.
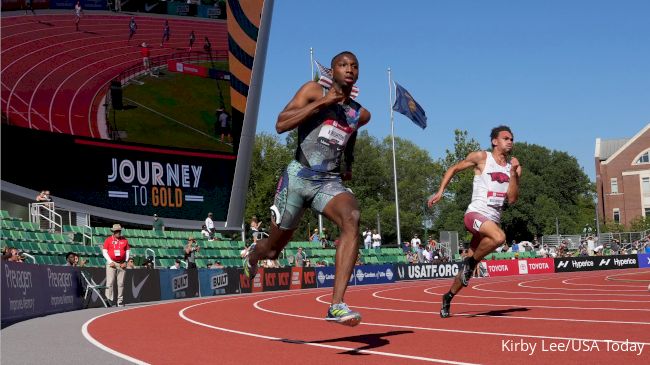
[395,264,460,281]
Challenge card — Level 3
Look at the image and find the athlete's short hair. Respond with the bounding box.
[490,125,513,147]
[331,51,357,68]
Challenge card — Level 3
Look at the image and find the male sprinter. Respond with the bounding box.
[427,126,521,318]
[243,51,370,326]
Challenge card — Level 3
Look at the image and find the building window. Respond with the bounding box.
[643,177,650,193]
[645,207,650,217]
[610,178,618,194]
[613,209,620,223]
[635,150,649,164]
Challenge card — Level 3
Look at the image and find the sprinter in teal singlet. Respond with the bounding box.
[243,51,371,327]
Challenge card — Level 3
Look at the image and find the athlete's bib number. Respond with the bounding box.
[318,120,351,148]
[487,191,506,207]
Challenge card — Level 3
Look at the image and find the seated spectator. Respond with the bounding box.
[170,259,181,269]
[142,259,154,269]
[511,240,520,252]
[126,258,136,269]
[538,245,548,258]
[309,229,319,243]
[200,224,212,240]
[212,261,224,269]
[5,248,23,263]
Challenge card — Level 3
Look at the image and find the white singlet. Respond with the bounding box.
[466,152,512,222]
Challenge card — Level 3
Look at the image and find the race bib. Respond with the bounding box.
[487,191,506,207]
[318,120,351,148]
[114,250,122,257]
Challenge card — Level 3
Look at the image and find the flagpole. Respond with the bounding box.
[310,47,314,81]
[388,67,402,247]
[310,47,324,237]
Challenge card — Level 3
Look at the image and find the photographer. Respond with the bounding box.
[184,236,200,269]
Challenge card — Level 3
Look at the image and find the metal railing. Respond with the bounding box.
[28,202,62,233]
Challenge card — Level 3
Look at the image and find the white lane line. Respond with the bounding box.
[180,297,479,364]
[560,278,643,288]
[82,310,150,365]
[421,287,650,303]
[251,291,650,346]
[374,288,650,312]
[326,294,650,324]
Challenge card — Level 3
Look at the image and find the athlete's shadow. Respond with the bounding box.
[465,307,530,317]
[279,330,414,355]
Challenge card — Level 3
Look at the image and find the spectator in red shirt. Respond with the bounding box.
[103,224,130,307]
[141,42,151,75]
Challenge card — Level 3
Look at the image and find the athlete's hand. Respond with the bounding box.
[510,157,521,177]
[324,86,346,105]
[427,192,443,208]
[341,171,352,181]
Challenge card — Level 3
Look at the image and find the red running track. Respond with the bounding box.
[84,269,650,364]
[1,12,226,138]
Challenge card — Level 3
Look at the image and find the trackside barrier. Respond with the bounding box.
[554,255,639,273]
[394,263,460,281]
[638,254,650,268]
[1,262,82,326]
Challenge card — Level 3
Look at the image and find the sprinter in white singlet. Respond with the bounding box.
[427,125,522,318]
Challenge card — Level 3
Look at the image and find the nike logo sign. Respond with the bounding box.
[145,3,157,12]
[132,274,150,298]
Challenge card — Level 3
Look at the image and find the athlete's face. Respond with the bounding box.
[331,54,359,88]
[492,131,514,153]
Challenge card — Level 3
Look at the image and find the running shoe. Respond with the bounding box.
[242,243,258,280]
[440,292,453,318]
[326,303,362,327]
[460,256,475,287]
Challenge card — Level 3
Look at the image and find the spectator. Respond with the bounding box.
[212,261,224,269]
[250,215,262,243]
[152,214,165,235]
[362,227,372,250]
[410,234,421,250]
[417,245,425,263]
[200,224,212,240]
[142,259,154,269]
[511,240,520,253]
[4,247,23,263]
[126,258,136,269]
[401,241,410,253]
[586,236,596,256]
[309,229,319,243]
[356,250,363,266]
[36,190,53,202]
[141,42,151,75]
[205,212,215,239]
[216,108,231,143]
[102,224,130,307]
[170,259,181,269]
[66,252,77,266]
[294,247,306,267]
[423,246,432,263]
[610,239,620,255]
[320,228,330,248]
[538,245,548,258]
[184,236,200,269]
[372,229,381,251]
[428,238,437,251]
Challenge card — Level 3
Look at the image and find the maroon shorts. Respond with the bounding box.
[464,212,491,250]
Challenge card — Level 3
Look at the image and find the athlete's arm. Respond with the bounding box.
[276,82,345,134]
[427,151,484,208]
[506,157,522,204]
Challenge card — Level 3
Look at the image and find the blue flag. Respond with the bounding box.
[392,82,427,129]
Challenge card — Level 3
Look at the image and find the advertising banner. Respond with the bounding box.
[198,268,229,297]
[315,266,336,288]
[395,263,460,281]
[262,267,291,292]
[301,267,317,289]
[159,269,199,300]
[198,3,226,19]
[555,255,638,273]
[638,254,650,268]
[518,258,555,275]
[167,61,209,78]
[123,269,161,304]
[353,265,396,285]
[1,262,82,326]
[484,260,519,277]
[50,0,107,10]
[251,268,264,293]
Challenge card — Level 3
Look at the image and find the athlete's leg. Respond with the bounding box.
[321,192,360,304]
[247,224,294,262]
[472,221,506,260]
